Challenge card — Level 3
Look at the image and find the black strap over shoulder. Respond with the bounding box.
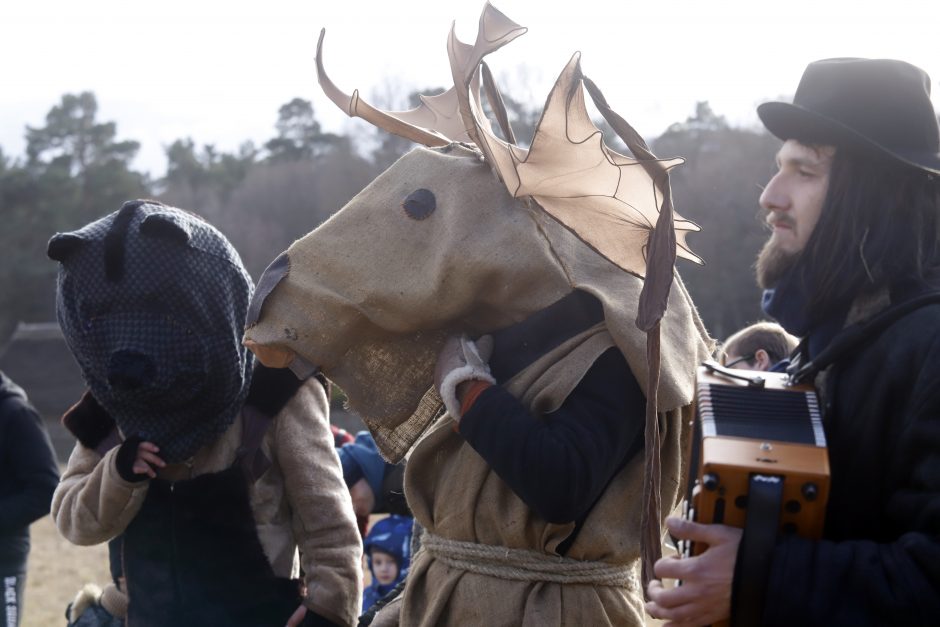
[730,475,784,627]
[790,291,940,384]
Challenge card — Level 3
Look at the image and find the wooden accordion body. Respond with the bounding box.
[688,363,831,550]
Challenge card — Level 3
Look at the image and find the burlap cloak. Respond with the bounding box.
[395,305,696,626]
[243,144,712,624]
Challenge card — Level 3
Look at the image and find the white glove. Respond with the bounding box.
[433,334,495,419]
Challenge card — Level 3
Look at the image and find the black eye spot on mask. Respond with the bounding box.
[402,188,436,220]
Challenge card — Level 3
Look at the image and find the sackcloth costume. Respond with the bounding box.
[244,6,713,625]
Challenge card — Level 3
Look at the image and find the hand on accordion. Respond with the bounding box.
[645,517,741,627]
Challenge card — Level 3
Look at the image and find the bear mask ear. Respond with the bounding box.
[47,233,85,262]
[140,212,192,245]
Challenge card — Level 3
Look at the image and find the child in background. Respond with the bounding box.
[361,515,412,615]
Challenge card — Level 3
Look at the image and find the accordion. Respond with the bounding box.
[684,361,831,626]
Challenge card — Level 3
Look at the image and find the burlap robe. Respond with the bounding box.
[243,145,711,623]
[397,323,693,626]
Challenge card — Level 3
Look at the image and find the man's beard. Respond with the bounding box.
[755,236,801,289]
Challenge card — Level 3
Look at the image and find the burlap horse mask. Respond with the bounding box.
[49,200,254,463]
[244,4,712,582]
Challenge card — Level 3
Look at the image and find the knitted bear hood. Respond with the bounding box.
[49,200,254,462]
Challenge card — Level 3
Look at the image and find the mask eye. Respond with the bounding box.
[402,188,436,220]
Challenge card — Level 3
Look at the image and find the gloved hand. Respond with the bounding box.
[114,436,165,482]
[433,334,495,419]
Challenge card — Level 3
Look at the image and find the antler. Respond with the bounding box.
[316,3,701,283]
[315,2,526,147]
[449,41,702,278]
[314,1,710,602]
[445,12,705,597]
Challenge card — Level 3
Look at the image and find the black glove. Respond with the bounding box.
[114,435,151,483]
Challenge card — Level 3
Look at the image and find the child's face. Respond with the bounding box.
[371,550,399,586]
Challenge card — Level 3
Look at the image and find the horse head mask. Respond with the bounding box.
[242,3,712,586]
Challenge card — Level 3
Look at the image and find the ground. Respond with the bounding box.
[21,515,111,627]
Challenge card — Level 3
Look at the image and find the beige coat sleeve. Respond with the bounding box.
[51,442,149,546]
[273,380,363,627]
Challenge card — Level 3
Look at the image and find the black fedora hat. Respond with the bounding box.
[758,57,940,175]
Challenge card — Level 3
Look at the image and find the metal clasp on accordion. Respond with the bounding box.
[684,361,830,555]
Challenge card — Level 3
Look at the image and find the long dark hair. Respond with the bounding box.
[794,147,940,318]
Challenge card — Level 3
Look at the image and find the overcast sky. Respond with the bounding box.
[3,0,939,177]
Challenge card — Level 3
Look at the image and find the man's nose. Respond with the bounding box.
[759,174,787,212]
[107,350,156,391]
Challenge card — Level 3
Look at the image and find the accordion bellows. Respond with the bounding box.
[690,365,830,540]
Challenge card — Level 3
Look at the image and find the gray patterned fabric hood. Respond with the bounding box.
[48,200,254,462]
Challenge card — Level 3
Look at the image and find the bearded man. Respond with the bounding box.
[647,58,940,626]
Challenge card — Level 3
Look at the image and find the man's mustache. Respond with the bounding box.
[767,214,796,229]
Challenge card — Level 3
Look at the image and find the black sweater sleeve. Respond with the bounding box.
[0,401,60,531]
[458,347,645,524]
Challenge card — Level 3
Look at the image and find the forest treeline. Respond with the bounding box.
[0,91,781,345]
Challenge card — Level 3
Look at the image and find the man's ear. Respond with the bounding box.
[754,348,772,371]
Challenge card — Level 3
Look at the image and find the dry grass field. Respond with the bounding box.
[21,515,111,627]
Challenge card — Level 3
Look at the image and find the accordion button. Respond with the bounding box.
[703,473,720,491]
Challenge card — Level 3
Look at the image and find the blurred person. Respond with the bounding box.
[331,424,354,448]
[338,432,409,537]
[0,370,59,627]
[720,321,798,372]
[360,515,412,615]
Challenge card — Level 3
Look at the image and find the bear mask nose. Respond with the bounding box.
[107,350,156,391]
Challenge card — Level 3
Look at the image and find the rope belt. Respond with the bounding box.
[421,531,638,589]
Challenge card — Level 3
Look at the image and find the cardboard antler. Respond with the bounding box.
[315,2,526,147]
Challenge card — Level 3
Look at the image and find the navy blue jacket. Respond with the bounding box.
[0,371,59,573]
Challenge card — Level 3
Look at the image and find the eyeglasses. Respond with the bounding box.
[723,354,755,368]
